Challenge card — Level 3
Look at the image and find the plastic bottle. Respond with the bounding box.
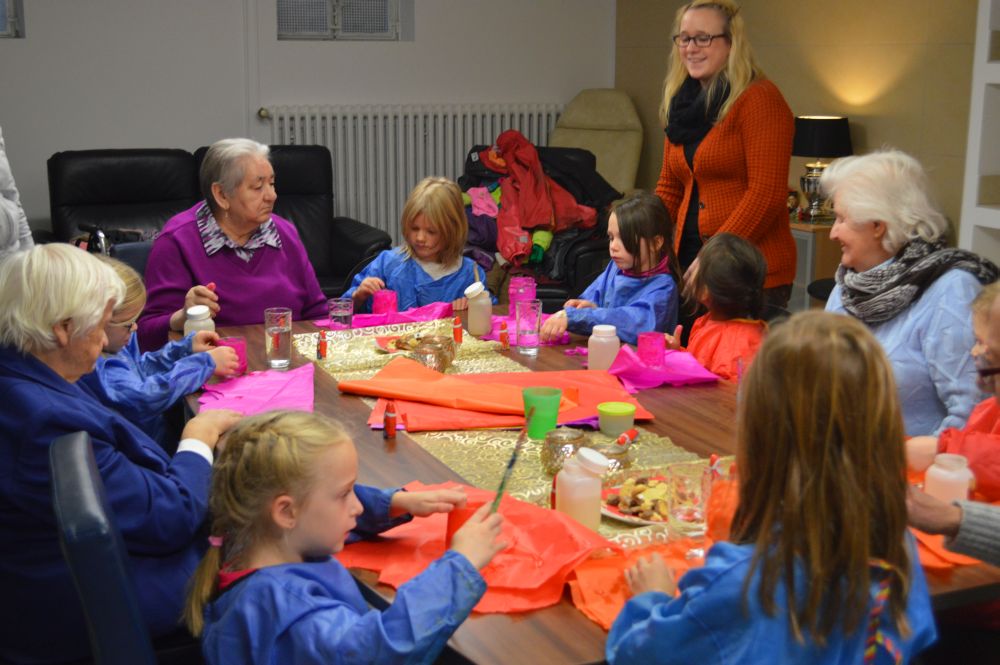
[924,453,975,504]
[464,281,492,337]
[555,447,610,531]
[588,324,621,371]
[183,304,215,336]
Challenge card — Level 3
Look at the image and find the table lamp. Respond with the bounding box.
[792,116,853,221]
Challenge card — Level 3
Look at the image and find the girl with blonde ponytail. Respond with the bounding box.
[185,410,505,665]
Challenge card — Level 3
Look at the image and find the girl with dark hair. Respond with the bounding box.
[667,233,766,380]
[540,191,681,345]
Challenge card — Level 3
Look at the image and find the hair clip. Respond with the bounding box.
[208,535,224,548]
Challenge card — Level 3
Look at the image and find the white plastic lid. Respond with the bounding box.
[933,453,969,471]
[575,447,611,475]
[464,281,486,299]
[592,324,617,337]
[186,304,210,320]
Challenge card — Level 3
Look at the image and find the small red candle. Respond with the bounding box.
[383,400,397,440]
[453,315,463,344]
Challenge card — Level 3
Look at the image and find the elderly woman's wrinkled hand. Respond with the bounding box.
[906,485,963,538]
[181,409,243,450]
[186,282,220,316]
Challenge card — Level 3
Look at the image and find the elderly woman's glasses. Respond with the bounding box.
[672,33,727,47]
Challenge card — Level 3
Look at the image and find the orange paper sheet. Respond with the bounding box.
[344,357,652,432]
[336,482,618,613]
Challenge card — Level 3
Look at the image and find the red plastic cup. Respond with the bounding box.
[444,498,486,547]
[637,331,665,368]
[217,336,248,375]
[372,289,398,315]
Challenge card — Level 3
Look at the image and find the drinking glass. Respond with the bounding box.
[372,289,398,315]
[508,276,537,312]
[217,336,248,376]
[264,307,292,369]
[515,299,542,356]
[522,387,562,439]
[637,331,666,368]
[327,298,353,329]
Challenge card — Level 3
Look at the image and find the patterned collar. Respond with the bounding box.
[196,202,281,262]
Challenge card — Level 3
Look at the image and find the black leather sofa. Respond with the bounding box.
[47,145,391,297]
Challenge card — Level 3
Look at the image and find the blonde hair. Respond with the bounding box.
[659,0,763,127]
[0,244,124,353]
[400,177,467,265]
[184,411,352,635]
[820,149,949,254]
[731,311,911,643]
[95,255,147,318]
[972,281,1000,328]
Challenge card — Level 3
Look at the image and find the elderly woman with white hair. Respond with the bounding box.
[0,244,240,664]
[823,149,998,436]
[137,137,328,350]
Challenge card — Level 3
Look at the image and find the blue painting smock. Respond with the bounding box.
[344,248,487,313]
[201,485,486,665]
[0,345,212,664]
[80,333,215,445]
[606,538,936,665]
[827,266,982,436]
[565,260,679,345]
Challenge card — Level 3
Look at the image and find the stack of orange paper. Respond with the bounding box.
[337,356,653,432]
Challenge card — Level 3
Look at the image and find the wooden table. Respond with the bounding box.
[205,319,1000,663]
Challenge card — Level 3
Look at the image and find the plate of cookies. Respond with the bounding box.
[601,475,670,526]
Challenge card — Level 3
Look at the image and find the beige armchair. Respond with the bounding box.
[547,89,643,195]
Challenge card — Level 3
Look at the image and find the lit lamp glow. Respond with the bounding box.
[791,116,853,221]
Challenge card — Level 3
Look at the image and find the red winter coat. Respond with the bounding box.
[493,130,596,265]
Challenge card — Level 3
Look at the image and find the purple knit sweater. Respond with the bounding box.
[137,203,328,351]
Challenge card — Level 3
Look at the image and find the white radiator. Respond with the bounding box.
[265,103,563,243]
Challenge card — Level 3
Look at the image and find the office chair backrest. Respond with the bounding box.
[109,240,154,278]
[49,431,158,665]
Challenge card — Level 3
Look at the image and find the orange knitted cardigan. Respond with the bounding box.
[656,78,796,288]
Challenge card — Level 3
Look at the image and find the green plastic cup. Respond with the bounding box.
[522,387,562,439]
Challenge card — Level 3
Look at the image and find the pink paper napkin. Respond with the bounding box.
[198,363,315,414]
[609,345,718,393]
[314,302,454,329]
[480,313,570,345]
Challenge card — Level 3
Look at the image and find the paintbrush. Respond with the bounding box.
[490,406,534,513]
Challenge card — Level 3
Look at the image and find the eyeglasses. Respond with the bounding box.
[672,33,728,48]
[108,314,140,329]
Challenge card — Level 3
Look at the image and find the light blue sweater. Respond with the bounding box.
[827,266,983,436]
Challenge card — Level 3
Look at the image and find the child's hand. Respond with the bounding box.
[207,346,240,377]
[905,436,939,472]
[664,325,683,350]
[181,409,243,450]
[564,299,596,309]
[625,553,676,596]
[540,310,568,343]
[449,502,507,569]
[353,277,385,304]
[191,330,221,353]
[390,488,467,518]
[451,297,468,311]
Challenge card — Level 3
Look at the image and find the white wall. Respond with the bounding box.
[0,0,615,233]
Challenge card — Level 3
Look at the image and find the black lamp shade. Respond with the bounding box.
[792,116,853,159]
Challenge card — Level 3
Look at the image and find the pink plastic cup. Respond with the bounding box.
[637,331,665,368]
[372,289,398,315]
[217,336,248,375]
[444,499,486,547]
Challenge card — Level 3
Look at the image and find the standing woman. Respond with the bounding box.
[657,0,796,308]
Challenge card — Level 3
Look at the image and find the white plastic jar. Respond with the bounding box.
[588,324,620,371]
[464,281,492,337]
[555,447,610,531]
[924,453,974,504]
[183,304,215,336]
